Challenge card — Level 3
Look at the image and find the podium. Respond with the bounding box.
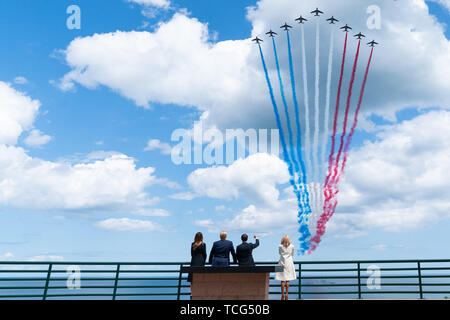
[181,266,283,300]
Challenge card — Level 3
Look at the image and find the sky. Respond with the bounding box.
[0,0,449,263]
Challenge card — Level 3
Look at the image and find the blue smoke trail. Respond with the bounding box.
[271,37,300,175]
[257,44,302,205]
[285,31,312,253]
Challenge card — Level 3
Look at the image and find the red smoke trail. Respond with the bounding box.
[341,47,374,175]
[323,32,348,193]
[310,40,362,251]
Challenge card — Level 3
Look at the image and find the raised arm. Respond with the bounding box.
[252,238,260,249]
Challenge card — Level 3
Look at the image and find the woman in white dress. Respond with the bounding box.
[275,235,296,300]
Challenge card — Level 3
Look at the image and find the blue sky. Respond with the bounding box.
[0,0,449,263]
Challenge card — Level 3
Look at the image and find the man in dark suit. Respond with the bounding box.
[236,234,259,266]
[209,231,237,266]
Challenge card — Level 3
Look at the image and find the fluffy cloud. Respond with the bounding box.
[329,110,450,236]
[57,13,267,129]
[57,0,450,132]
[96,217,165,232]
[127,0,170,9]
[186,153,289,207]
[0,146,165,214]
[0,82,40,145]
[13,76,28,85]
[24,129,52,147]
[0,82,170,216]
[144,138,172,155]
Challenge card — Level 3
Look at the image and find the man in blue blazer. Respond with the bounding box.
[208,231,237,266]
[236,234,259,266]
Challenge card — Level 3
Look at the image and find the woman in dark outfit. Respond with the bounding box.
[187,232,207,285]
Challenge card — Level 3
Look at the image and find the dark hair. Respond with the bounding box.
[241,234,248,242]
[192,232,203,250]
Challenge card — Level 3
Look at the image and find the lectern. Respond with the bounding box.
[181,266,283,300]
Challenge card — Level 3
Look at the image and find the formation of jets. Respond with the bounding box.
[252,8,378,47]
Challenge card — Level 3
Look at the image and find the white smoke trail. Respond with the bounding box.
[305,182,323,241]
[321,26,335,183]
[300,24,312,184]
[312,19,320,183]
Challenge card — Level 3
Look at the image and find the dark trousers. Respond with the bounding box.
[211,257,229,266]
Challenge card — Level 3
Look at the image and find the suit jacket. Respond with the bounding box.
[208,239,237,265]
[236,239,259,266]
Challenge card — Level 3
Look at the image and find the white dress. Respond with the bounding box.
[275,244,297,281]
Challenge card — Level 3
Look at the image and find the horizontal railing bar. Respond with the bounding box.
[0,277,187,282]
[0,262,190,265]
[0,259,449,266]
[0,295,44,298]
[300,268,358,272]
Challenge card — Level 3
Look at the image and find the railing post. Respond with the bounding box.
[42,263,53,300]
[177,263,183,300]
[417,262,423,299]
[357,262,362,299]
[112,264,120,300]
[298,263,302,300]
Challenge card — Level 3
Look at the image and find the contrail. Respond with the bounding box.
[312,19,320,184]
[310,40,363,251]
[300,24,312,184]
[273,35,300,179]
[257,44,302,205]
[341,47,374,175]
[331,40,361,188]
[286,31,312,220]
[321,26,335,183]
[314,31,347,250]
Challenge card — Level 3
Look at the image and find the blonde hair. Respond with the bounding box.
[220,231,227,240]
[281,235,290,248]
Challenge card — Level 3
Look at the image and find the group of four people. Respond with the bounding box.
[188,231,296,300]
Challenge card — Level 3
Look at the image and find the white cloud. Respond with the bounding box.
[24,129,52,147]
[0,252,64,261]
[328,110,450,236]
[0,147,165,214]
[0,82,40,145]
[0,82,172,216]
[13,76,28,85]
[144,138,172,155]
[57,1,450,132]
[187,153,289,207]
[96,217,164,232]
[127,0,170,9]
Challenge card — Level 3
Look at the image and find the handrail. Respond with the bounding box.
[0,259,448,300]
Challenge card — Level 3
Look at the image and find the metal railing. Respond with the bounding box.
[0,259,449,300]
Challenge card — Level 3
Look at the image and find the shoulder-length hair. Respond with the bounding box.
[192,232,203,250]
[281,235,290,248]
